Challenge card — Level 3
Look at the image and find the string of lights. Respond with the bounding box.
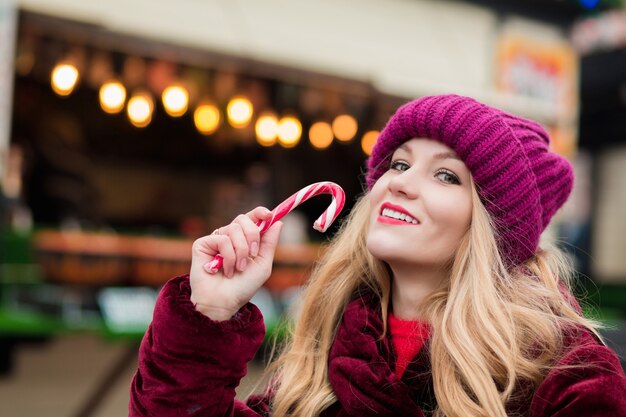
[43,49,380,155]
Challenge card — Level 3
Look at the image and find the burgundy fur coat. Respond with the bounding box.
[129,275,626,416]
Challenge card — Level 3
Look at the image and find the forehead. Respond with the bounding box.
[395,138,460,159]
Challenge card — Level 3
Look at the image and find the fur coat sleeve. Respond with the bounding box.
[529,326,626,416]
[129,275,272,417]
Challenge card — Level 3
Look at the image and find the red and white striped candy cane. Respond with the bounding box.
[206,181,345,273]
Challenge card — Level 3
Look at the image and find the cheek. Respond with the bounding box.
[367,179,386,215]
[369,176,387,198]
[429,193,472,235]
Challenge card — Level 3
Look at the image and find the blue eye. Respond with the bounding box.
[436,169,461,185]
[390,160,410,172]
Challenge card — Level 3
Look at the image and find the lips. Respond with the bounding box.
[378,202,420,225]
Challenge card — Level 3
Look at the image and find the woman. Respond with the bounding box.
[130,95,626,417]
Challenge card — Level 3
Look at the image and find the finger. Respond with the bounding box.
[208,235,237,277]
[192,235,219,259]
[221,222,250,272]
[244,207,273,257]
[245,206,273,224]
[233,214,262,257]
[193,235,231,275]
[257,221,283,262]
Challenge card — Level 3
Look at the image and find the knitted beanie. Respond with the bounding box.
[366,94,574,266]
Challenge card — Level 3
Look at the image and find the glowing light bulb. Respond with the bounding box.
[194,104,221,135]
[51,64,79,96]
[277,116,302,148]
[162,85,189,117]
[309,121,334,150]
[127,92,154,128]
[227,96,253,128]
[332,114,358,142]
[255,113,279,147]
[99,81,126,114]
[361,130,379,155]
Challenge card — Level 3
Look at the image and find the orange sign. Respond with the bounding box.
[496,35,578,119]
[495,35,579,156]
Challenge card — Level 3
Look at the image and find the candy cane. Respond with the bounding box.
[206,182,345,273]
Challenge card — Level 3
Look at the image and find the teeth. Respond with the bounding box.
[382,208,418,224]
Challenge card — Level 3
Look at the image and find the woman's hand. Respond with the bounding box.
[189,207,283,321]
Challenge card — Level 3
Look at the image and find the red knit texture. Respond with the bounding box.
[388,313,431,378]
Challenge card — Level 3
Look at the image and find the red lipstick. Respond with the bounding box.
[377,202,420,225]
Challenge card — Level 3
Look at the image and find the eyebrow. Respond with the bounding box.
[433,151,461,161]
[398,144,461,161]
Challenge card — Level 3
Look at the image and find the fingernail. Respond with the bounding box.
[251,241,259,256]
[239,258,247,271]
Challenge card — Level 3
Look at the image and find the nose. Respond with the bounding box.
[388,168,420,199]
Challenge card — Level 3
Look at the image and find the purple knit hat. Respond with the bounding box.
[366,94,574,266]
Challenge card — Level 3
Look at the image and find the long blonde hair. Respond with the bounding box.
[266,181,602,417]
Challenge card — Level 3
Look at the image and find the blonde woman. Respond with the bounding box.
[130,95,626,417]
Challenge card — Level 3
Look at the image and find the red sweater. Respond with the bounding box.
[388,313,431,377]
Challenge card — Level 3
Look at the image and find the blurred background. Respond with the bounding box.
[0,0,625,415]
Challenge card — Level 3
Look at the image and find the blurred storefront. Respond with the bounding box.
[1,13,393,348]
[573,9,626,284]
[0,0,625,401]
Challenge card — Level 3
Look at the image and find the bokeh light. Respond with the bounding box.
[255,113,279,147]
[309,121,334,150]
[127,92,154,128]
[332,114,358,142]
[162,85,189,117]
[51,64,79,96]
[227,96,254,128]
[99,81,126,114]
[194,103,221,135]
[361,130,379,155]
[277,116,302,148]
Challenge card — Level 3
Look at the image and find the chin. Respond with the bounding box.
[366,236,404,264]
[366,237,452,268]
